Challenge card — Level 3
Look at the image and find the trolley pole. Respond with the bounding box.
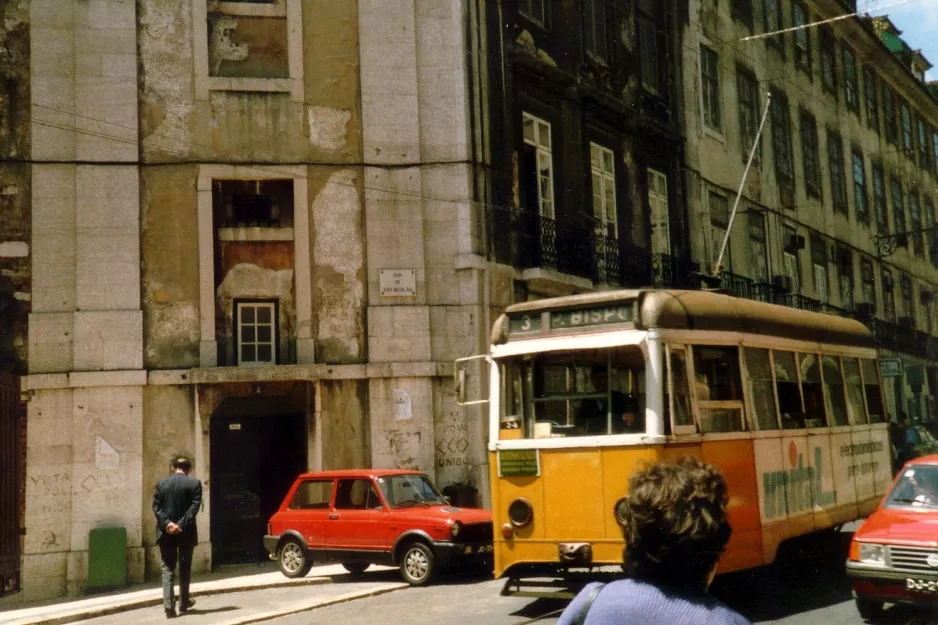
[712,92,773,278]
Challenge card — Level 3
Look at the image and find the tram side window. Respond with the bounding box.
[745,348,779,430]
[821,356,850,426]
[842,357,869,424]
[667,346,693,430]
[861,358,886,423]
[693,346,745,433]
[800,353,829,428]
[774,350,803,429]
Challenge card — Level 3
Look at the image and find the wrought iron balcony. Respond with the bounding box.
[514,211,593,280]
[497,208,700,289]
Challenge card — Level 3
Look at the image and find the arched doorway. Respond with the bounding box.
[209,395,307,565]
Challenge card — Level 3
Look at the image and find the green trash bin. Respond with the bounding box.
[86,526,127,594]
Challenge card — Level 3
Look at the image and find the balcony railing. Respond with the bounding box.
[719,272,938,360]
[502,209,699,288]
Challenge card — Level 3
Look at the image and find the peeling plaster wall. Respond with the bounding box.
[310,169,365,363]
[141,166,201,369]
[139,0,362,164]
[318,379,368,469]
[369,377,434,477]
[21,385,145,601]
[138,0,196,157]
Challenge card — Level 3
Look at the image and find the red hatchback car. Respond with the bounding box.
[264,469,493,585]
[847,455,938,619]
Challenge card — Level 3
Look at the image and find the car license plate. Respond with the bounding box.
[476,544,493,554]
[907,578,938,593]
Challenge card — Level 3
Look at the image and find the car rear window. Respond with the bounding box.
[289,479,333,509]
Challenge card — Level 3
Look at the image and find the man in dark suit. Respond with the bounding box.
[153,456,202,619]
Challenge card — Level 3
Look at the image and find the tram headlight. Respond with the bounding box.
[858,543,886,565]
[508,498,533,527]
[501,523,514,539]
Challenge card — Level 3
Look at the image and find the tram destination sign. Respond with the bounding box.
[498,449,540,477]
[507,304,634,337]
[549,304,633,329]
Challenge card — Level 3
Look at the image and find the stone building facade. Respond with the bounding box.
[474,0,696,306]
[680,0,938,423]
[8,0,938,605]
[2,0,492,603]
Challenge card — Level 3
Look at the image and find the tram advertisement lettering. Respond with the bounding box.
[549,305,633,330]
[762,445,836,519]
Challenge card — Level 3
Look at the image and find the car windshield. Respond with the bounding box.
[886,464,938,509]
[376,474,446,508]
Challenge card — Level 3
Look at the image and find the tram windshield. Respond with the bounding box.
[499,345,647,438]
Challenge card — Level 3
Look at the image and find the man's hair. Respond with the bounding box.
[621,456,731,590]
[172,456,192,471]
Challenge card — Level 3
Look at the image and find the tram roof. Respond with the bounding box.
[499,289,876,349]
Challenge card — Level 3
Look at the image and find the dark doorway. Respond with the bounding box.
[0,372,22,597]
[210,395,307,565]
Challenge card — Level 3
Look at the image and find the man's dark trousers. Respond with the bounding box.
[159,536,194,611]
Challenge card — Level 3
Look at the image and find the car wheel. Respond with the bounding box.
[278,538,312,578]
[342,562,369,577]
[855,597,884,621]
[399,542,436,586]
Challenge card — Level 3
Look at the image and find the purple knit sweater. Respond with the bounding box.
[556,580,753,625]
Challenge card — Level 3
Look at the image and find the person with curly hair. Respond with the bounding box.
[556,457,752,625]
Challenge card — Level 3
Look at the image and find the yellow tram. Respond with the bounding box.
[472,289,892,595]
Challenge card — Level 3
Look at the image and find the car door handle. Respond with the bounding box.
[329,514,339,520]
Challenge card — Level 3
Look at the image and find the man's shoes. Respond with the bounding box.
[178,598,195,613]
[164,608,177,619]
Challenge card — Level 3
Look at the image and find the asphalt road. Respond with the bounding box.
[266,529,938,625]
[65,528,938,625]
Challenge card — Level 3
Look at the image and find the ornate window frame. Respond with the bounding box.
[193,0,305,102]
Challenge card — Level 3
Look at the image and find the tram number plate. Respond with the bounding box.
[907,578,938,593]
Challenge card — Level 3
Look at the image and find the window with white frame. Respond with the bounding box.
[749,211,769,283]
[782,225,801,293]
[522,113,555,219]
[811,234,828,304]
[709,191,730,271]
[584,0,608,61]
[764,0,783,51]
[701,45,722,133]
[590,143,617,238]
[193,0,304,101]
[237,301,277,365]
[647,168,670,255]
[792,2,811,72]
[883,268,896,321]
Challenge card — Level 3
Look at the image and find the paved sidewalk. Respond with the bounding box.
[0,563,402,625]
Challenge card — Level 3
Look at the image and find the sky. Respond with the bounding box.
[859,0,938,80]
